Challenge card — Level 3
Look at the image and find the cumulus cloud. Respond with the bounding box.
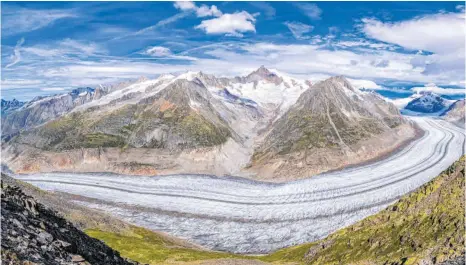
[173,1,196,11]
[195,11,257,37]
[347,78,382,90]
[361,11,465,83]
[361,12,465,53]
[284,21,314,40]
[174,1,222,17]
[196,5,222,17]
[144,46,172,57]
[294,3,322,20]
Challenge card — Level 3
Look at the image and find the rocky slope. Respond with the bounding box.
[1,180,140,265]
[1,68,415,180]
[1,87,106,139]
[442,99,465,127]
[0,78,149,140]
[249,76,416,180]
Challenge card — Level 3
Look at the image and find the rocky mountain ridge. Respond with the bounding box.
[441,99,465,127]
[1,181,140,265]
[404,91,452,113]
[1,98,25,114]
[248,76,416,180]
[2,68,416,180]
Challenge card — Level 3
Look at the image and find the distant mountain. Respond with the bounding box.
[0,79,149,139]
[249,76,415,180]
[1,99,25,114]
[404,92,449,113]
[1,87,105,138]
[442,99,465,127]
[1,68,415,179]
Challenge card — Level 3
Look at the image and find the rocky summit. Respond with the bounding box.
[1,181,140,265]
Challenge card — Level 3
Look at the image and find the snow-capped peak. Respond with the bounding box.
[175,71,202,81]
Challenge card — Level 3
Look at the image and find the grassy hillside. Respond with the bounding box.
[262,156,465,265]
[85,227,251,264]
[86,157,464,265]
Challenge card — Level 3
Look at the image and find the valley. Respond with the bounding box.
[12,117,465,254]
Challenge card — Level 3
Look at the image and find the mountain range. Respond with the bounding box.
[1,66,459,180]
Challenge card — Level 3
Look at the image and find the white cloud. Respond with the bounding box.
[294,3,322,20]
[1,79,43,90]
[347,78,382,90]
[5,38,25,68]
[195,11,257,37]
[334,39,395,50]
[59,39,104,55]
[174,1,222,18]
[361,12,465,53]
[361,11,465,83]
[283,22,314,40]
[21,39,106,58]
[111,12,188,41]
[2,7,76,36]
[196,5,222,18]
[411,84,465,96]
[145,46,172,57]
[41,87,66,92]
[173,1,196,11]
[250,2,276,19]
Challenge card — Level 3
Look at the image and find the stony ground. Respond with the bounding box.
[1,181,140,265]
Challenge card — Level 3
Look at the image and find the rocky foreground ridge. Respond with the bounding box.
[1,181,140,265]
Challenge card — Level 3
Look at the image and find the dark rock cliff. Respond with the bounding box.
[1,181,140,265]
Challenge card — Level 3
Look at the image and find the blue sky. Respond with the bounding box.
[1,1,465,100]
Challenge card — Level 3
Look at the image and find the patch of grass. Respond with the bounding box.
[179,112,230,147]
[85,227,253,264]
[82,133,126,148]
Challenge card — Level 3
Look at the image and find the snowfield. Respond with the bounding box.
[14,117,465,254]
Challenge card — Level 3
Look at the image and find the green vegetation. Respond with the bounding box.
[262,156,465,265]
[179,112,230,147]
[85,227,250,264]
[82,133,126,148]
[87,157,465,265]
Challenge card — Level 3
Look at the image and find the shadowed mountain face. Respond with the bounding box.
[1,99,25,114]
[405,92,449,113]
[1,181,139,265]
[1,69,415,180]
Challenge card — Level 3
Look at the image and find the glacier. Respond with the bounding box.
[14,117,465,254]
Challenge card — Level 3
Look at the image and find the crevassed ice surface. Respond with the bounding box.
[15,117,465,254]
